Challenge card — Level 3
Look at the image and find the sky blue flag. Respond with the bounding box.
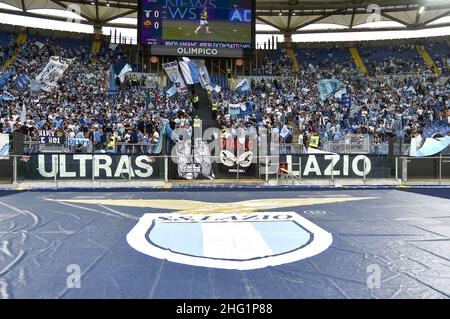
[0,70,12,89]
[318,79,343,101]
[280,125,291,139]
[240,81,250,92]
[1,91,14,101]
[235,78,250,92]
[410,136,450,157]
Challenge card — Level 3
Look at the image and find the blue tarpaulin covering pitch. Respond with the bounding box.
[0,187,449,298]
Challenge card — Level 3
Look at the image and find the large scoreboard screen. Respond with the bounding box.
[138,0,255,54]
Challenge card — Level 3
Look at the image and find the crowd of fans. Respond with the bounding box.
[0,32,449,155]
[0,34,194,154]
[211,47,449,151]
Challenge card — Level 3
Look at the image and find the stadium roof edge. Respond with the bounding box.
[0,0,449,34]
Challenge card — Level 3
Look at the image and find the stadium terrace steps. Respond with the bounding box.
[92,40,101,52]
[349,47,370,78]
[91,40,101,61]
[191,85,218,135]
[287,48,300,74]
[416,44,441,75]
[2,33,27,71]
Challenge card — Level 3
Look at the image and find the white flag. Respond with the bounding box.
[19,104,27,124]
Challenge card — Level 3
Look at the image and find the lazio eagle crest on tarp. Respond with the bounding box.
[48,197,375,270]
[127,211,332,270]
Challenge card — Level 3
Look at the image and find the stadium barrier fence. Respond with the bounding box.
[3,154,449,185]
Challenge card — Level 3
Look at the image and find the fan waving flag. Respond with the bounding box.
[280,125,291,139]
[0,70,12,89]
[318,79,343,101]
[165,84,178,98]
[118,64,132,83]
[178,57,200,85]
[19,103,27,124]
[198,66,211,89]
[14,74,31,91]
[1,91,14,101]
[235,78,250,92]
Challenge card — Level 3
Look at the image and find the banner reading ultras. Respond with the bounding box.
[139,0,254,49]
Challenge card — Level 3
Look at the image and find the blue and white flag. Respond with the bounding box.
[410,136,450,157]
[198,66,211,89]
[318,79,343,101]
[235,78,250,92]
[166,84,178,98]
[162,61,187,93]
[178,57,200,85]
[0,70,12,89]
[36,56,74,92]
[213,84,222,93]
[280,125,291,139]
[342,93,351,108]
[19,103,27,124]
[14,74,31,91]
[35,41,45,50]
[240,102,253,117]
[229,103,242,116]
[1,91,14,101]
[108,64,119,98]
[0,134,9,160]
[30,80,42,95]
[118,63,132,83]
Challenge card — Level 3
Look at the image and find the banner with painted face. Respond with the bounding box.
[162,61,187,93]
[36,56,74,92]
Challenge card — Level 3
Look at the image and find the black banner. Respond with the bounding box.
[150,45,243,58]
[38,130,66,144]
[278,154,394,179]
[17,154,164,180]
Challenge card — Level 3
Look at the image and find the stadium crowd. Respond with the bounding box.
[212,48,449,149]
[0,35,194,153]
[0,32,449,155]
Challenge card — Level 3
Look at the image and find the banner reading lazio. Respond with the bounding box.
[36,56,74,92]
[162,61,187,93]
